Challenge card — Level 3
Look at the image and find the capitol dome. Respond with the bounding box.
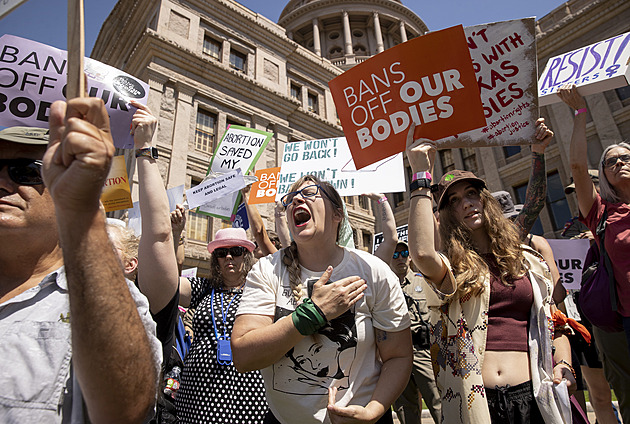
[278,0,428,69]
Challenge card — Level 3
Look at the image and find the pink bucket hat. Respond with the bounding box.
[207,228,256,254]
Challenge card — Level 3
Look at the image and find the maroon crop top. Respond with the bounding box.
[484,256,533,352]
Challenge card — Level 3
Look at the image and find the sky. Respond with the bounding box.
[1,0,568,55]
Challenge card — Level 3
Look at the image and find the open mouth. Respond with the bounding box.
[465,210,480,219]
[293,207,312,227]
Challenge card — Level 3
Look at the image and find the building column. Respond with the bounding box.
[167,83,196,188]
[478,148,502,191]
[312,18,321,56]
[585,93,623,149]
[342,11,353,56]
[373,12,384,53]
[399,20,407,42]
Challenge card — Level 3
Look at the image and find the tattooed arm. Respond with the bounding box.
[513,118,553,239]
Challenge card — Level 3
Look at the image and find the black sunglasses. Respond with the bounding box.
[0,158,44,185]
[602,154,630,168]
[214,246,246,258]
[393,250,409,259]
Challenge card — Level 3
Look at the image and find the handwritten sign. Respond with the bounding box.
[0,34,149,148]
[539,31,630,106]
[100,155,132,212]
[186,170,245,210]
[275,137,405,200]
[249,167,280,205]
[547,239,590,290]
[373,224,408,252]
[440,18,538,147]
[329,25,485,169]
[210,125,272,174]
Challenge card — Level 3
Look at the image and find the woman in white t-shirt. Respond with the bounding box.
[232,175,412,424]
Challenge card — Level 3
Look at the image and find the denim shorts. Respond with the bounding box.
[485,381,545,424]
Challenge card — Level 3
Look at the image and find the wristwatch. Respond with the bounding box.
[409,171,432,192]
[135,147,158,159]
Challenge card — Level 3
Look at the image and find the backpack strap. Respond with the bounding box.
[596,207,619,312]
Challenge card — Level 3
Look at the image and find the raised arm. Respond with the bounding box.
[132,101,179,314]
[241,184,277,256]
[274,201,291,248]
[513,118,553,238]
[558,84,597,217]
[44,98,157,423]
[366,193,399,263]
[405,127,448,290]
[171,203,187,275]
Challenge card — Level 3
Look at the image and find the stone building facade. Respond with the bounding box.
[92,0,426,275]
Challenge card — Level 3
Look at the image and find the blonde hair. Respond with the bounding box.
[598,142,630,203]
[281,174,343,303]
[439,187,526,297]
[106,222,139,279]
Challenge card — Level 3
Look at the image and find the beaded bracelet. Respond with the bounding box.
[555,359,576,379]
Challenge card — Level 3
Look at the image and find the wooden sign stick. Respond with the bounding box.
[67,0,85,99]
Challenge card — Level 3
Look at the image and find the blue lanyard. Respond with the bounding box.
[210,288,239,341]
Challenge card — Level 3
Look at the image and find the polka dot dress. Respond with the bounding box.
[175,277,268,423]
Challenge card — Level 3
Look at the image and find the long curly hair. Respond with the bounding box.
[207,248,254,290]
[439,185,526,297]
[281,175,344,303]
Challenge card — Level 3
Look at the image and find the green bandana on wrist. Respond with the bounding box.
[292,298,328,336]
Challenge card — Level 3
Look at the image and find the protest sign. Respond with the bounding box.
[547,239,590,291]
[440,18,538,148]
[373,224,408,253]
[276,137,405,200]
[128,185,184,237]
[186,170,245,210]
[197,191,241,220]
[210,125,272,174]
[0,34,149,148]
[181,267,198,279]
[539,31,630,106]
[329,25,485,170]
[0,0,28,20]
[232,202,249,230]
[100,155,132,212]
[249,167,280,205]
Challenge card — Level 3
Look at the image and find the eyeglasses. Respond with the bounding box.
[281,184,326,207]
[602,154,630,168]
[393,250,409,259]
[214,246,246,258]
[0,158,44,185]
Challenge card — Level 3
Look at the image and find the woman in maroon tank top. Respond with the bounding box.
[405,124,576,424]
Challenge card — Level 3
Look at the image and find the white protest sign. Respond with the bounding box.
[186,170,245,210]
[0,34,149,148]
[373,224,408,253]
[275,137,405,200]
[181,267,198,279]
[547,239,590,291]
[210,125,272,174]
[198,191,241,220]
[127,185,185,237]
[0,0,28,20]
[440,18,538,148]
[539,31,630,106]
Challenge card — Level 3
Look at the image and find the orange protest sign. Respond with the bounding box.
[101,155,133,212]
[248,167,280,205]
[329,25,486,170]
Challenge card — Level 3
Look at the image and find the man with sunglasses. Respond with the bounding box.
[0,97,161,423]
[390,241,441,424]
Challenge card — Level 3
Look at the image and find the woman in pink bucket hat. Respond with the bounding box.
[176,227,268,423]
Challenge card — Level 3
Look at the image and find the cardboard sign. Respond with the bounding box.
[539,31,630,106]
[101,155,132,212]
[440,18,538,148]
[232,202,249,230]
[276,137,405,200]
[210,125,272,174]
[0,34,149,148]
[186,170,245,210]
[329,25,485,169]
[249,167,280,205]
[0,0,28,20]
[547,239,590,290]
[373,224,408,253]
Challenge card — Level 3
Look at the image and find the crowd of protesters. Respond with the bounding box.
[1,77,630,424]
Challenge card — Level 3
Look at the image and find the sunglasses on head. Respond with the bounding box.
[0,158,44,185]
[393,250,409,259]
[602,154,630,168]
[214,246,246,258]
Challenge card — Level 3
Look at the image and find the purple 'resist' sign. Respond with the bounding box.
[0,34,149,148]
